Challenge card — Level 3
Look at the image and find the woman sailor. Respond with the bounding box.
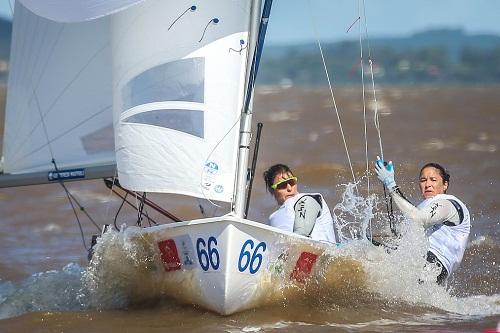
[263,164,337,243]
[374,159,470,285]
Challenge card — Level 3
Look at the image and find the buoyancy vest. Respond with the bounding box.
[268,193,336,243]
[417,194,470,275]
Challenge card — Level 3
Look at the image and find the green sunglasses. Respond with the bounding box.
[271,176,298,190]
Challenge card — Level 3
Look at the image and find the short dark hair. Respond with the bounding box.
[420,162,450,185]
[263,164,293,193]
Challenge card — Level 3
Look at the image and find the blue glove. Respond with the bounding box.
[374,156,396,189]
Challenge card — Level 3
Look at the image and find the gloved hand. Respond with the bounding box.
[374,156,396,189]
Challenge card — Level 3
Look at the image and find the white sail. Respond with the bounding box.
[3,0,254,203]
[17,0,146,23]
[111,1,253,202]
[2,1,115,177]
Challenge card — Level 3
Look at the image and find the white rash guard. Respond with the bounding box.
[268,193,337,244]
[390,189,470,275]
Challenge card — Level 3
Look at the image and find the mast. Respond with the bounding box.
[233,0,273,217]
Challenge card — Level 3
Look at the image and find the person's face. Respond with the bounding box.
[271,172,298,205]
[419,167,448,199]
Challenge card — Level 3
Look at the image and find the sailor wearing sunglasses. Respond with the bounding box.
[263,164,337,243]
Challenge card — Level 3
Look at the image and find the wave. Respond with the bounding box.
[0,236,498,321]
[0,185,499,321]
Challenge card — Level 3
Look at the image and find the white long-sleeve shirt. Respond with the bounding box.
[389,189,470,274]
[390,190,462,227]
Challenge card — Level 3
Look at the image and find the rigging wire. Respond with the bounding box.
[356,2,371,195]
[355,0,372,238]
[134,191,143,226]
[307,0,393,239]
[10,5,176,241]
[359,0,395,234]
[105,169,119,226]
[104,179,164,228]
[33,91,99,251]
[306,0,357,188]
[131,191,153,227]
[361,0,385,160]
[137,192,153,227]
[199,112,243,210]
[9,14,111,251]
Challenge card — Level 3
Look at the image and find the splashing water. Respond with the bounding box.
[83,226,161,310]
[0,184,498,321]
[332,182,377,242]
[329,182,500,317]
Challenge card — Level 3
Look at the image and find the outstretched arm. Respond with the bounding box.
[390,190,460,227]
[374,158,461,227]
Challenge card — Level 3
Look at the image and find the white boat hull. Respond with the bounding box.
[88,215,339,315]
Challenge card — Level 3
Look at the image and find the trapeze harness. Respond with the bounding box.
[268,193,337,244]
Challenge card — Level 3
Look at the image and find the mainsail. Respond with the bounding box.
[2,1,115,179]
[2,0,257,204]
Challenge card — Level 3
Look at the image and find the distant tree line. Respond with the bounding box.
[258,30,500,86]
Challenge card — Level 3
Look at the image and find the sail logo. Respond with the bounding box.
[202,162,219,190]
[204,162,219,174]
[48,168,85,181]
[214,185,224,193]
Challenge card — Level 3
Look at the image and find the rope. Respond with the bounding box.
[361,0,385,160]
[307,0,357,187]
[354,0,375,239]
[105,169,119,226]
[355,0,373,240]
[113,192,128,231]
[307,0,392,240]
[136,192,146,227]
[359,0,393,233]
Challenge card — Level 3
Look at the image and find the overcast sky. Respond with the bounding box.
[2,0,500,45]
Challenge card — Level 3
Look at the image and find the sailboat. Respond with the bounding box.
[0,0,344,315]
